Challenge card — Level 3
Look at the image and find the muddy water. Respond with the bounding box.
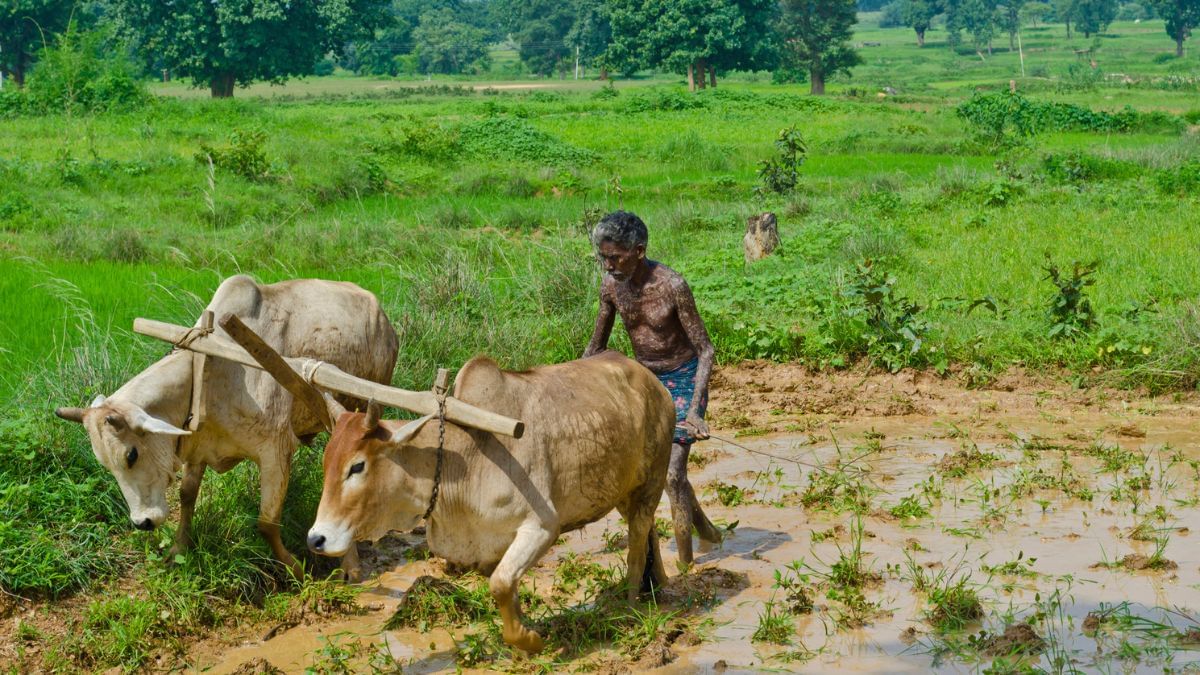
[204,408,1200,673]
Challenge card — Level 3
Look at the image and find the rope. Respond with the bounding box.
[298,358,325,385]
[705,432,879,473]
[170,325,214,352]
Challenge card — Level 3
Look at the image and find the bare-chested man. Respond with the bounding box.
[583,210,723,566]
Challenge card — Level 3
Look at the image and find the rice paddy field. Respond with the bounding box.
[1,14,1199,673]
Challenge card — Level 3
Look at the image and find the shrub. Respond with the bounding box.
[458,116,596,165]
[196,130,271,180]
[1041,151,1137,183]
[1155,161,1200,195]
[1044,256,1098,339]
[25,24,148,114]
[756,126,807,197]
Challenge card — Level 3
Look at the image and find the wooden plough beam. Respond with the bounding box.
[133,316,525,438]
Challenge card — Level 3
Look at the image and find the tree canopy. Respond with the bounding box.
[110,0,389,97]
[1149,0,1199,55]
[778,0,861,94]
[1,0,77,85]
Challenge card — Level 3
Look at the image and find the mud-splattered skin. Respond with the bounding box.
[583,242,714,437]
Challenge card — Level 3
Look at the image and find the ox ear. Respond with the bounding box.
[90,395,106,408]
[362,399,382,431]
[389,414,435,446]
[323,392,348,424]
[128,409,190,436]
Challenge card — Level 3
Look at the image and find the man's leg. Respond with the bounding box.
[666,441,723,566]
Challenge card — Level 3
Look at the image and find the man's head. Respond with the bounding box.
[591,211,648,282]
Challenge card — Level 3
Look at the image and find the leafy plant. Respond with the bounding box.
[196,130,271,181]
[756,125,808,197]
[1043,256,1098,339]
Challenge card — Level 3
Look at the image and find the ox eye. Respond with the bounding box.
[348,461,365,478]
[126,447,138,469]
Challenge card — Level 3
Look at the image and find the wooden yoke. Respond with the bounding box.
[218,313,334,432]
[133,317,525,439]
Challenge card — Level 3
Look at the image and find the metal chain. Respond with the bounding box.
[422,392,447,521]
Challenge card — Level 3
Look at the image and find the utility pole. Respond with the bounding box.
[1017,28,1026,77]
[574,46,580,80]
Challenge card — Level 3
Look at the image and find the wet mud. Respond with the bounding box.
[190,364,1200,672]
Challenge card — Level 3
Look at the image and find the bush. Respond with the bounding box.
[458,116,596,165]
[1041,151,1137,183]
[1155,161,1200,195]
[196,130,271,180]
[25,24,148,114]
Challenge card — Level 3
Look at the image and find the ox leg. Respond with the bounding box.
[256,452,303,580]
[620,501,665,600]
[168,462,206,560]
[338,544,361,583]
[667,442,723,567]
[489,522,557,654]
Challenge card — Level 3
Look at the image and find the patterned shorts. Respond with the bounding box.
[655,357,708,446]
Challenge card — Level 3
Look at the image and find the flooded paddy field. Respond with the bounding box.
[151,365,1200,672]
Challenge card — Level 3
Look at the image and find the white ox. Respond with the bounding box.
[55,275,398,578]
[306,351,675,653]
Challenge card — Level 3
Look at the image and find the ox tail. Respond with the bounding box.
[639,531,662,594]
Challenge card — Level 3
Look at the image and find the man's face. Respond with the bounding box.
[596,240,644,282]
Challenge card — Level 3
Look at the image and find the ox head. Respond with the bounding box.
[55,396,189,531]
[307,396,434,557]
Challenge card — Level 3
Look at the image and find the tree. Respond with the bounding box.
[110,0,389,97]
[1019,1,1054,26]
[1053,0,1078,36]
[1149,0,1199,56]
[412,8,491,74]
[0,0,75,86]
[564,0,612,77]
[996,0,1025,49]
[608,0,777,90]
[901,0,942,46]
[778,0,861,94]
[958,0,997,53]
[1073,0,1116,36]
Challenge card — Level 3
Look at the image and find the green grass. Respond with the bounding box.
[1,16,1198,671]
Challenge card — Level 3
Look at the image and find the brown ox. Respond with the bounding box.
[306,351,674,653]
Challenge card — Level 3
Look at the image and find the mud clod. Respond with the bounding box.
[979,623,1046,656]
[231,658,283,674]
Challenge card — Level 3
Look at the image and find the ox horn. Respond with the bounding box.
[363,399,382,431]
[390,414,435,445]
[324,392,348,424]
[54,407,85,424]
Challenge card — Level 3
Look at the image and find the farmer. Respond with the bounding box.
[583,210,723,565]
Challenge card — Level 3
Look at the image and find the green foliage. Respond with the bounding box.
[1043,256,1098,339]
[1041,150,1138,183]
[196,129,271,180]
[413,8,492,75]
[24,25,148,114]
[813,259,941,372]
[756,126,808,197]
[0,414,131,596]
[110,0,390,96]
[778,0,862,93]
[458,116,596,165]
[956,92,1184,147]
[0,0,76,86]
[1154,160,1200,194]
[752,600,794,643]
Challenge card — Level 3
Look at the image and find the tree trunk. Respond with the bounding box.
[688,61,696,92]
[1066,20,1072,39]
[1010,31,1016,50]
[210,72,235,98]
[709,66,717,88]
[916,27,926,46]
[1177,37,1185,58]
[600,67,609,80]
[696,59,708,89]
[811,65,825,95]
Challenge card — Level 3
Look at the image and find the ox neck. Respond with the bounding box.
[112,350,194,430]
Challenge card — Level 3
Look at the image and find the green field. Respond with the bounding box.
[1,15,1199,671]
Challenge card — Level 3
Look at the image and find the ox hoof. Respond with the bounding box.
[506,628,544,654]
[330,566,362,584]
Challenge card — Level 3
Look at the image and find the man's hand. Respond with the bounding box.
[682,413,710,441]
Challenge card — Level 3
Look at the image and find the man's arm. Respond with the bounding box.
[673,277,714,439]
[583,286,617,358]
